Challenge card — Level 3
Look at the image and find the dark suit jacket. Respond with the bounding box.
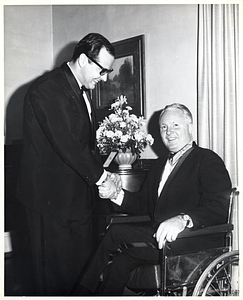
[18,63,104,221]
[117,144,232,253]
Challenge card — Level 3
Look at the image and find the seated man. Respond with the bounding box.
[73,103,232,296]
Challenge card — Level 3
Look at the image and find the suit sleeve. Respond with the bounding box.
[184,151,232,229]
[114,160,162,216]
[116,185,149,216]
[28,81,103,186]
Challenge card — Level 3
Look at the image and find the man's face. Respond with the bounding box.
[159,108,193,153]
[81,47,115,90]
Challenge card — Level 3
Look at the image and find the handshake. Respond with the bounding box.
[98,172,122,200]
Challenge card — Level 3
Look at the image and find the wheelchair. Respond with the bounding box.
[106,188,239,296]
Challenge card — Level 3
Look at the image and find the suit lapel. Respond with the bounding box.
[158,146,195,201]
[61,63,97,126]
[60,63,81,100]
[60,63,91,123]
[60,63,97,154]
[152,157,167,204]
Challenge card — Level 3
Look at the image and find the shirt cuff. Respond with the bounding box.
[96,170,107,186]
[110,190,124,206]
[181,213,193,228]
[187,217,193,228]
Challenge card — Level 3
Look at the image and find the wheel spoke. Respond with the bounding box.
[192,251,239,296]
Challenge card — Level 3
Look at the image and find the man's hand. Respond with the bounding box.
[98,173,122,199]
[154,215,187,249]
[108,172,122,193]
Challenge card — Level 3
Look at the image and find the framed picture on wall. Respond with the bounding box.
[92,35,145,123]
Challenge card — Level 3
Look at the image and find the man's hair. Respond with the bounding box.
[71,33,115,62]
[159,103,193,124]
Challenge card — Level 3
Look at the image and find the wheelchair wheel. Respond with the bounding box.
[192,250,239,296]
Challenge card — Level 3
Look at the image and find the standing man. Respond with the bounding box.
[73,103,232,295]
[17,33,118,295]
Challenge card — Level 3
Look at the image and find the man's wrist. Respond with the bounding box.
[180,214,193,228]
[96,170,107,186]
[111,189,124,206]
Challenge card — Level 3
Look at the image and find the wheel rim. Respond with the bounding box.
[193,250,239,296]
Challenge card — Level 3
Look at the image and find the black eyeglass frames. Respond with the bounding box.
[86,54,113,76]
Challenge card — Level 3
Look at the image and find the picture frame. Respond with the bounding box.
[92,35,145,123]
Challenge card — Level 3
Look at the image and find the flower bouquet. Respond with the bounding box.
[96,95,154,161]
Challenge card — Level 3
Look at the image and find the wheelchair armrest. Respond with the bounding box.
[106,215,233,236]
[177,223,234,239]
[106,214,151,227]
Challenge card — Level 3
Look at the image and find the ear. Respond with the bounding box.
[188,123,193,135]
[78,53,88,68]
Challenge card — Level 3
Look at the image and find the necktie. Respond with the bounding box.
[168,152,176,165]
[168,141,193,166]
[80,85,88,92]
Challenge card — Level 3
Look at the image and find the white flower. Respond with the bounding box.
[106,130,115,138]
[122,109,129,116]
[139,118,146,127]
[130,114,138,121]
[109,114,119,122]
[119,95,127,105]
[110,102,119,110]
[96,127,102,139]
[146,134,154,145]
[134,132,143,142]
[120,121,126,128]
[120,135,129,143]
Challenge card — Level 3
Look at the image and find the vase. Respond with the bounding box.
[114,149,137,169]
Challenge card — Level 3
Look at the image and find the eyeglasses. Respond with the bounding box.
[86,54,113,76]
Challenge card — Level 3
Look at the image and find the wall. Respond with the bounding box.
[4,5,53,145]
[4,4,198,158]
[52,4,198,158]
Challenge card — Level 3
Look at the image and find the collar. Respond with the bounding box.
[168,141,194,166]
[67,62,83,89]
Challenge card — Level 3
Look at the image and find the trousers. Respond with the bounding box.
[26,207,92,295]
[80,221,225,295]
[80,223,159,295]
